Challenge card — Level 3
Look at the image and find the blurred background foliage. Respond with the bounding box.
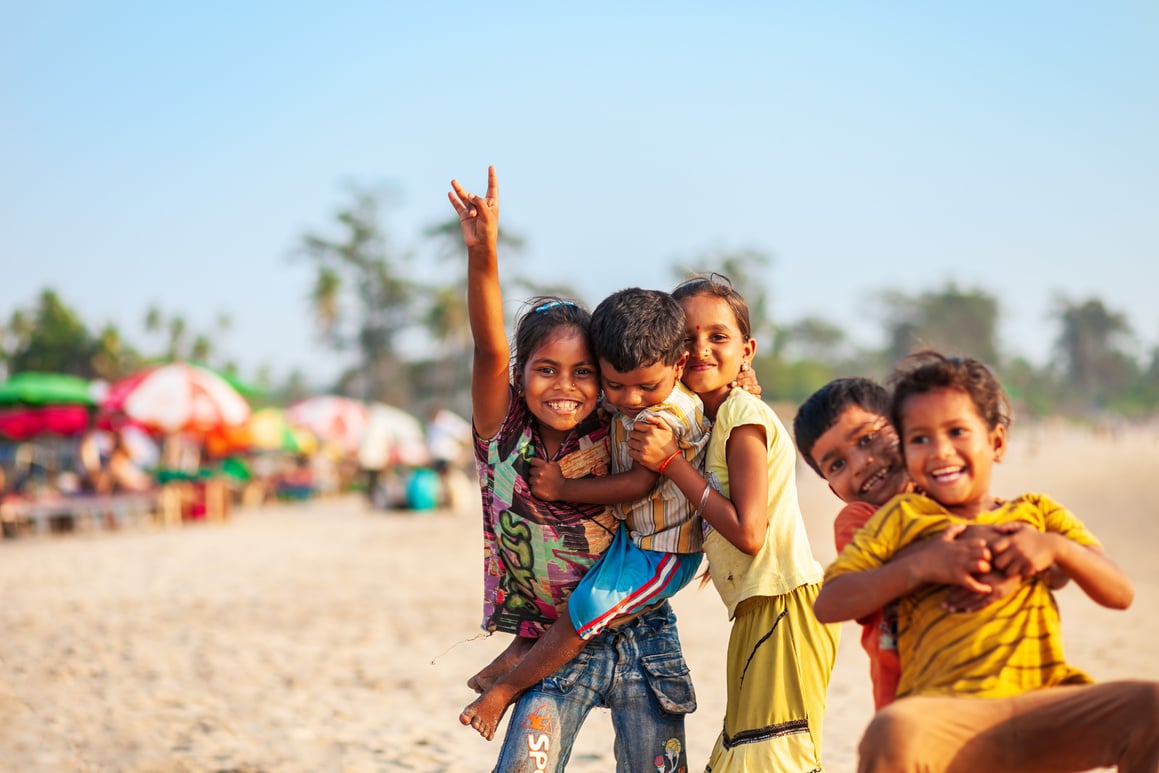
[6,185,1158,426]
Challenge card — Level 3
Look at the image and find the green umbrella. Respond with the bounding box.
[0,371,97,406]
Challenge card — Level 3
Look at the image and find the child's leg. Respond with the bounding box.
[858,680,1159,772]
[467,635,534,693]
[459,616,588,740]
[705,584,839,772]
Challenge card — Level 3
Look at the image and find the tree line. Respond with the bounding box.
[5,185,1157,424]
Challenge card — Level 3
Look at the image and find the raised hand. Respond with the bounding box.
[448,165,499,251]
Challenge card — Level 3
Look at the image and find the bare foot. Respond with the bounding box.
[459,684,518,741]
[467,636,533,693]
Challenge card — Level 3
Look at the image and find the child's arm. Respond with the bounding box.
[628,416,767,554]
[449,166,508,440]
[988,523,1133,609]
[813,525,992,623]
[528,457,658,505]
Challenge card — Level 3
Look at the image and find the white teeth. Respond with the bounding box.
[547,401,579,411]
[860,468,887,493]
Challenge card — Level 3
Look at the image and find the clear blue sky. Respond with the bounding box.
[4,2,1157,386]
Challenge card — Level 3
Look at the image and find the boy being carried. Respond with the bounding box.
[461,287,710,747]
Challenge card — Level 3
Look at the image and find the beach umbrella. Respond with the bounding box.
[361,402,429,467]
[0,404,91,440]
[211,407,318,455]
[0,371,98,406]
[103,363,251,434]
[286,395,367,454]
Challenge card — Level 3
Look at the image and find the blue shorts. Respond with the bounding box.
[568,524,702,641]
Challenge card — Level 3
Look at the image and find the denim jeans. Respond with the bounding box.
[492,601,696,773]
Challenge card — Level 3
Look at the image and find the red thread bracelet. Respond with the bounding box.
[658,450,681,475]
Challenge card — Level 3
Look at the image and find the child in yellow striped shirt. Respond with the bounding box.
[814,350,1158,772]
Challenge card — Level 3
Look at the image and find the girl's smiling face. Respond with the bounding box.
[678,293,756,416]
[899,386,1006,519]
[518,326,601,444]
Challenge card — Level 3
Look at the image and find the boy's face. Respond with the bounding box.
[810,404,909,507]
[599,355,686,419]
[898,387,1005,519]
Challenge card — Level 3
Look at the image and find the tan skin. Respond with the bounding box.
[808,403,1061,613]
[459,357,694,740]
[450,167,607,729]
[627,291,767,555]
[813,387,1133,625]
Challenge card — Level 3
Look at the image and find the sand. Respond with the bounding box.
[1,424,1157,772]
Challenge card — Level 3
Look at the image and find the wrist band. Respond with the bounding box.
[657,450,681,475]
[694,483,712,518]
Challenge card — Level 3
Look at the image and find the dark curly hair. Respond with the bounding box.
[888,350,1012,435]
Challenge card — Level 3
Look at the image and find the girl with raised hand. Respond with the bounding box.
[449,167,695,773]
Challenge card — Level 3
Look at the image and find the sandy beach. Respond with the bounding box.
[2,423,1158,772]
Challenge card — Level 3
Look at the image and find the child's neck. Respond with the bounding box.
[940,493,1000,520]
[696,384,732,420]
[538,427,566,460]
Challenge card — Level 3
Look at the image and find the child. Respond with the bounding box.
[629,274,839,771]
[813,350,1159,772]
[795,377,1066,710]
[450,169,697,773]
[460,285,711,761]
[793,377,913,711]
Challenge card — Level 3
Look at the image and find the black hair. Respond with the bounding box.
[512,295,593,382]
[888,350,1012,435]
[671,272,752,341]
[793,377,891,478]
[590,288,686,373]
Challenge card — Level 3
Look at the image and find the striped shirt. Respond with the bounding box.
[608,380,711,554]
[825,492,1098,699]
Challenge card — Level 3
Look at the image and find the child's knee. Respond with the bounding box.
[858,703,923,772]
[1126,680,1159,728]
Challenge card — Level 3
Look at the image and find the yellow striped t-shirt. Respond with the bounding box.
[824,492,1098,699]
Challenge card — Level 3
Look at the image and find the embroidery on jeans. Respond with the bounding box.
[653,737,686,772]
[519,701,555,735]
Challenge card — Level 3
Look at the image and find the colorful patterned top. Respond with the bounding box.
[473,386,618,638]
[825,492,1099,699]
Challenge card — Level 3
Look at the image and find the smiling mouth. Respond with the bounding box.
[545,400,582,413]
[929,465,965,484]
[860,467,889,494]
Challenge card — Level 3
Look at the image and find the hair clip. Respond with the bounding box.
[534,300,576,313]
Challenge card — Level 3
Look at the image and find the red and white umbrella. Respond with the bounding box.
[286,395,368,454]
[360,402,430,468]
[103,363,251,434]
